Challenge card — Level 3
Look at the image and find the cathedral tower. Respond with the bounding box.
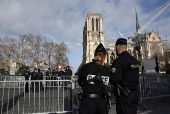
[82,12,105,64]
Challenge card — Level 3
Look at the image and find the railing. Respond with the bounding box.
[139,75,170,109]
[1,74,170,113]
[0,75,75,114]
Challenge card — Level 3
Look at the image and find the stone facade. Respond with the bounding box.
[82,11,105,64]
[78,12,170,73]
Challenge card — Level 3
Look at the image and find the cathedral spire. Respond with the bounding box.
[136,6,141,33]
[158,29,161,39]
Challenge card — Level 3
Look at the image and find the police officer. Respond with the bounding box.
[31,68,37,92]
[66,66,72,76]
[78,43,110,114]
[36,69,44,92]
[46,68,51,87]
[55,69,58,76]
[110,38,139,114]
[51,69,56,87]
[24,68,30,92]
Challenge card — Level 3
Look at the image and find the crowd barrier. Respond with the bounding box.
[0,75,75,114]
[139,75,170,109]
[0,74,170,113]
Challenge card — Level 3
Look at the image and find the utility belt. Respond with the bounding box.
[78,93,104,100]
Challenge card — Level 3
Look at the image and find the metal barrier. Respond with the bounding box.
[139,75,170,108]
[2,74,169,113]
[0,75,75,114]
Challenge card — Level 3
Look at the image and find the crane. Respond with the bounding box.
[128,1,170,40]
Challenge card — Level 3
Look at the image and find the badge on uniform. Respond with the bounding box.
[111,68,116,73]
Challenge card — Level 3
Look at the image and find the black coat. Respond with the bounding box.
[24,71,30,80]
[78,61,110,94]
[31,71,37,80]
[36,72,43,80]
[110,51,139,87]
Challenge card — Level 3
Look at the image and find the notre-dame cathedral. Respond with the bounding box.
[79,11,170,73]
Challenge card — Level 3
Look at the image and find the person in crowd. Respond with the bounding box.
[51,69,56,87]
[66,66,72,76]
[31,68,37,92]
[78,43,110,114]
[110,38,140,114]
[64,67,67,75]
[58,68,64,77]
[55,69,58,76]
[36,69,44,92]
[46,68,51,87]
[24,68,30,93]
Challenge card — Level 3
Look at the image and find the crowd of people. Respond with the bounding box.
[24,66,72,93]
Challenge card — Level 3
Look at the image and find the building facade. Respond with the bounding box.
[79,11,170,73]
[82,11,105,64]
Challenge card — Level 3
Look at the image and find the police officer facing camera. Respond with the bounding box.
[36,69,44,92]
[31,68,37,92]
[78,43,110,114]
[46,68,51,87]
[110,38,140,114]
[24,68,30,92]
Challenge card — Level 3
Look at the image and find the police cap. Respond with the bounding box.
[48,68,50,70]
[26,68,29,70]
[34,68,37,70]
[95,43,106,53]
[116,38,127,46]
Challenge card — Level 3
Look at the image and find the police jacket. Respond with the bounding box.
[58,71,64,76]
[110,51,139,88]
[31,71,37,80]
[78,61,110,95]
[55,71,58,76]
[25,71,30,80]
[36,72,43,80]
[46,71,50,76]
[67,69,72,75]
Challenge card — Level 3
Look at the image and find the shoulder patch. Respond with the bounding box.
[111,67,116,73]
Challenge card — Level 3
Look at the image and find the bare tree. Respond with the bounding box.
[44,39,55,68]
[0,36,16,74]
[25,33,46,68]
[53,42,69,68]
[13,35,31,72]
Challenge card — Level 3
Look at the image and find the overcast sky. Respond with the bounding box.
[0,0,170,73]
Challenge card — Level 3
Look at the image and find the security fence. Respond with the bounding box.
[0,74,170,113]
[0,75,75,114]
[139,75,170,109]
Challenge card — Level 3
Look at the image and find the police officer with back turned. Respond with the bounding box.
[78,43,110,114]
[110,38,139,114]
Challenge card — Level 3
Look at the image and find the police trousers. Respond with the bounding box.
[78,98,108,114]
[116,90,139,114]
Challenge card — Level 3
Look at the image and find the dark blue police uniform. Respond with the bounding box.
[110,38,139,114]
[78,43,110,114]
[31,69,37,92]
[36,69,44,91]
[24,69,30,92]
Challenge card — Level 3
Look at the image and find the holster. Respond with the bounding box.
[116,84,131,97]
